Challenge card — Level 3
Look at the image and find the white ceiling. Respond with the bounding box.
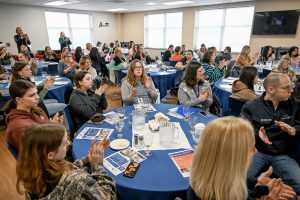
[0,0,256,13]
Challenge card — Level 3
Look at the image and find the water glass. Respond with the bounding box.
[183,106,191,121]
[144,133,153,156]
[188,115,197,133]
[42,72,48,79]
[191,129,201,149]
[115,120,125,138]
[117,107,125,119]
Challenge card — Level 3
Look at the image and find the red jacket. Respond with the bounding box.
[6,109,49,150]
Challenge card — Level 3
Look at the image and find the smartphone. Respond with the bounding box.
[199,111,210,118]
[123,162,140,178]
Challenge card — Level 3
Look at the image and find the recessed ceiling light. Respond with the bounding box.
[163,0,193,6]
[145,2,157,5]
[106,8,128,12]
[44,1,72,6]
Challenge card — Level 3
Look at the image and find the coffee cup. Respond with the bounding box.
[195,123,205,136]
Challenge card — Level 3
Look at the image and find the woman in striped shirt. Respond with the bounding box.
[202,50,228,84]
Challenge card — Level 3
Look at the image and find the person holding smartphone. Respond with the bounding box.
[14,27,31,53]
[59,31,72,52]
[16,123,117,199]
[178,61,212,110]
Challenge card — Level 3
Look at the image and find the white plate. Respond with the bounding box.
[110,139,130,150]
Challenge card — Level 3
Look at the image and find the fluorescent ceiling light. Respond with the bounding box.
[44,1,72,6]
[145,2,157,5]
[106,8,128,12]
[163,0,193,6]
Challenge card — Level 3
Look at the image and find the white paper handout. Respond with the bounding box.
[167,107,185,120]
[76,127,113,140]
[133,103,156,112]
[131,122,191,151]
[103,147,146,176]
[103,111,127,125]
[169,149,194,178]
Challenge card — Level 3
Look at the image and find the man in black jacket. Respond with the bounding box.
[241,73,300,198]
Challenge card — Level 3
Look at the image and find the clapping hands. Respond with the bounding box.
[145,77,153,89]
[199,90,210,102]
[95,84,108,96]
[88,139,110,166]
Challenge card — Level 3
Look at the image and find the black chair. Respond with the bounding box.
[7,143,18,159]
[227,60,236,68]
[48,63,59,76]
[228,96,247,116]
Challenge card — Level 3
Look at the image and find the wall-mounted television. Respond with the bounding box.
[252,10,299,35]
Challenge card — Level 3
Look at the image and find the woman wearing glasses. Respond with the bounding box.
[121,59,157,105]
[58,52,78,80]
[273,58,297,83]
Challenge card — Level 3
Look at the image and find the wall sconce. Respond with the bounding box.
[99,22,109,27]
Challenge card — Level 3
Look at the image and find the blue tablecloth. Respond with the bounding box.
[4,61,53,76]
[0,76,72,103]
[121,67,181,99]
[213,79,232,116]
[72,104,217,200]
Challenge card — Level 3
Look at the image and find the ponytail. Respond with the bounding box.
[3,99,16,114]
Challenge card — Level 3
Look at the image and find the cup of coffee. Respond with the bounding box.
[195,123,205,137]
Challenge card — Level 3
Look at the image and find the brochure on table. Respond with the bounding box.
[169,149,194,178]
[103,111,128,125]
[133,103,156,112]
[167,106,197,120]
[131,122,191,151]
[103,147,146,176]
[76,127,114,140]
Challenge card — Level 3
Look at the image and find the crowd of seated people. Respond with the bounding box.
[2,24,300,199]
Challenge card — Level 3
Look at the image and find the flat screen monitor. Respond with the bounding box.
[252,10,299,35]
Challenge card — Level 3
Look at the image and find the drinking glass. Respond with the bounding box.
[117,107,125,120]
[115,120,125,138]
[42,72,48,79]
[191,129,201,149]
[183,106,191,121]
[144,133,153,156]
[188,115,197,133]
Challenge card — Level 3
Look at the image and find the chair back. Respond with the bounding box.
[228,96,246,116]
[48,63,59,76]
[114,70,124,87]
[7,143,18,159]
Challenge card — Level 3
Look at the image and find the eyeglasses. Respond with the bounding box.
[134,66,143,69]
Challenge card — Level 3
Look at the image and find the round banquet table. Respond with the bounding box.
[0,76,72,103]
[72,103,218,200]
[121,66,181,98]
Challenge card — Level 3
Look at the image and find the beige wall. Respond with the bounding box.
[121,0,300,57]
[0,3,118,54]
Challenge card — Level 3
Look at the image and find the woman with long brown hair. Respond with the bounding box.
[272,57,297,83]
[236,45,259,67]
[16,123,117,199]
[121,59,157,105]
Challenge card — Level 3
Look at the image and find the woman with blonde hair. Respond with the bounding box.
[272,58,297,83]
[121,59,157,105]
[16,123,117,199]
[78,55,97,80]
[236,45,259,68]
[188,117,296,200]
